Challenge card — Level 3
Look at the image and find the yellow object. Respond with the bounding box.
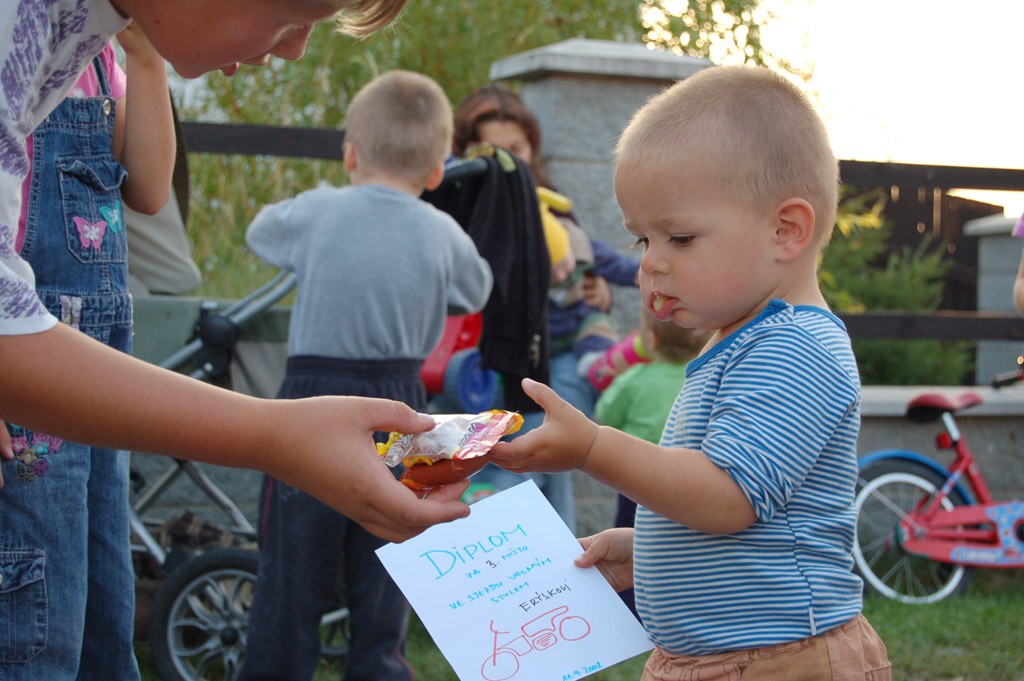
[537,187,574,265]
[537,186,573,214]
[539,203,570,265]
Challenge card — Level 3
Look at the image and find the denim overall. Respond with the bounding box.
[0,55,140,680]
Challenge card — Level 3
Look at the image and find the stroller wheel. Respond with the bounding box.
[149,548,258,681]
[148,547,350,680]
[443,348,499,413]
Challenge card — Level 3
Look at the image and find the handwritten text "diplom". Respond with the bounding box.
[420,525,527,579]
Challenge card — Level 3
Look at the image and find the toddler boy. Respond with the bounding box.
[492,65,892,679]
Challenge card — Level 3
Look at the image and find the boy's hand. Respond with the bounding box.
[575,528,634,592]
[582,274,613,311]
[489,378,600,473]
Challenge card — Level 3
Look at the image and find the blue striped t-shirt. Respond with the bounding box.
[633,299,864,655]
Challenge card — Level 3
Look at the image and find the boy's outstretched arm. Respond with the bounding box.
[0,324,469,542]
[491,379,756,534]
[575,528,634,593]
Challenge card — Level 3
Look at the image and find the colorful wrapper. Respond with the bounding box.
[377,410,523,468]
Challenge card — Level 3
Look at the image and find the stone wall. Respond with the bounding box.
[131,383,1024,537]
[964,214,1023,384]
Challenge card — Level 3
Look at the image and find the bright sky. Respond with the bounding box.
[760,0,1023,217]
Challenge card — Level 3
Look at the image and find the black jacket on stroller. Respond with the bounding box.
[423,148,551,412]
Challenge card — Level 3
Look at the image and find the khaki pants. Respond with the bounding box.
[641,615,891,681]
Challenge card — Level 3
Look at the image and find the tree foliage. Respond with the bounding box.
[174,1,968,388]
[821,190,973,385]
[173,1,764,295]
[640,0,767,64]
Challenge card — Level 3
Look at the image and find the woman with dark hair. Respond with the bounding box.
[453,85,552,187]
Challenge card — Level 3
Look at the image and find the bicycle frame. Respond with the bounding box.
[886,392,1024,568]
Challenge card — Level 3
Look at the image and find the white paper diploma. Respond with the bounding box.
[376,480,653,681]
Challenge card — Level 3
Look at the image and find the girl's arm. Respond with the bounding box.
[0,424,11,489]
[0,324,470,541]
[114,22,175,215]
[490,379,755,534]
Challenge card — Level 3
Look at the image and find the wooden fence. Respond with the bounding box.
[178,122,1024,341]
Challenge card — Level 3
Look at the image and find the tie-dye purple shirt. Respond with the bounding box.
[0,0,128,333]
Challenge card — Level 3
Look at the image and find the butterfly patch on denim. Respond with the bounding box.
[73,216,107,250]
[6,424,65,483]
[99,205,122,233]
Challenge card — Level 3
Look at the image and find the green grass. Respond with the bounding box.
[862,569,1024,681]
[137,569,1024,680]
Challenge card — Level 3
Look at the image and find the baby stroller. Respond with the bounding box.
[134,157,501,681]
[129,270,355,681]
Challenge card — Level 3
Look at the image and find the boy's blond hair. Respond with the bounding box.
[345,70,453,185]
[616,65,838,245]
[334,0,408,37]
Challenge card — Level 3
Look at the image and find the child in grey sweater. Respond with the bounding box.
[239,70,493,681]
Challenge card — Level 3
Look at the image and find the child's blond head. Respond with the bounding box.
[616,66,838,246]
[345,70,452,185]
[334,0,408,37]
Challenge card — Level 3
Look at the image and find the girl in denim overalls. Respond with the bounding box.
[1,31,173,679]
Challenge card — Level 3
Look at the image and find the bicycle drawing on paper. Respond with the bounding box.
[479,605,592,681]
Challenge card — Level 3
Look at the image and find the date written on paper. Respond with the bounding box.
[562,660,602,679]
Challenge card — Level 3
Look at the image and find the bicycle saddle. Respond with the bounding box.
[906,390,982,422]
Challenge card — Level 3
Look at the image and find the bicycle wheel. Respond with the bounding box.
[853,459,973,604]
[149,548,259,681]
[480,650,520,681]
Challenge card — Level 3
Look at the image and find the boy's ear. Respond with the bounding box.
[772,198,816,261]
[422,161,445,191]
[343,141,358,173]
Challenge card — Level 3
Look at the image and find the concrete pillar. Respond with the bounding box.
[964,214,1020,384]
[490,39,710,336]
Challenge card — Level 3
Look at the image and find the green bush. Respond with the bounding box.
[821,190,973,386]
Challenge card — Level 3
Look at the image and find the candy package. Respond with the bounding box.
[377,410,523,490]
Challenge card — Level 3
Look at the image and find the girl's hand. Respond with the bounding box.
[489,379,600,473]
[574,528,634,592]
[116,21,163,65]
[0,422,12,489]
[267,396,471,542]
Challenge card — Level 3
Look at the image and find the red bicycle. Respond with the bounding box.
[852,358,1024,604]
